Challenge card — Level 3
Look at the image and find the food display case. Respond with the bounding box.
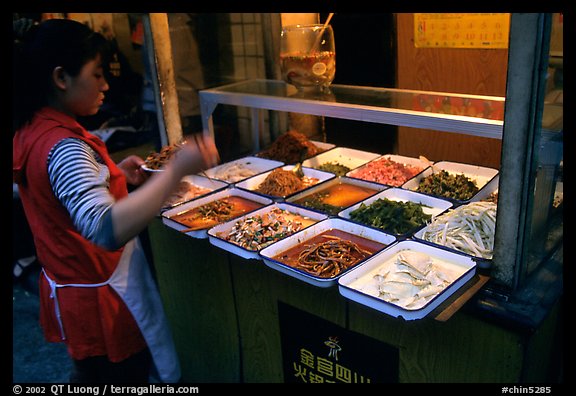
[199,79,506,151]
[144,13,562,383]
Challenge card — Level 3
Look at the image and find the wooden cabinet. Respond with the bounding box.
[395,13,509,169]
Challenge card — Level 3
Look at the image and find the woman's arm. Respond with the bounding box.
[110,135,219,247]
[48,135,219,250]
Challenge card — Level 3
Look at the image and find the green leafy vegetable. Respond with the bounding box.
[349,198,431,235]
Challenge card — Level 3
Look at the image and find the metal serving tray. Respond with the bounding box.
[470,174,499,202]
[256,140,336,164]
[310,140,336,153]
[346,154,431,187]
[338,240,477,320]
[402,160,499,205]
[338,187,453,239]
[302,146,382,175]
[235,165,336,201]
[162,174,228,211]
[412,201,496,267]
[259,218,396,288]
[208,203,328,260]
[161,187,273,239]
[202,156,284,184]
[286,176,387,216]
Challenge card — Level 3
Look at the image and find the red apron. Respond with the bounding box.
[13,108,180,381]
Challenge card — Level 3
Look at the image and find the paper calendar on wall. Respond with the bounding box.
[414,13,510,49]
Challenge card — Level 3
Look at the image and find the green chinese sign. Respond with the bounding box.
[279,302,399,383]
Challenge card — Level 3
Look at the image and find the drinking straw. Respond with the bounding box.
[310,13,334,52]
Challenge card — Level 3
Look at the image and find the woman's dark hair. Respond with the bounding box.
[13,18,110,131]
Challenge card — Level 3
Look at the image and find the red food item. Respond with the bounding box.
[349,157,422,186]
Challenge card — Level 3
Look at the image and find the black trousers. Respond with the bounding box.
[70,348,152,383]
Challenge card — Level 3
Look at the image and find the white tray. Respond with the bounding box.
[202,156,284,183]
[311,140,336,153]
[338,187,453,238]
[208,203,328,260]
[141,164,163,173]
[258,140,335,163]
[162,174,228,211]
[302,147,381,175]
[338,240,477,320]
[286,176,387,216]
[161,187,273,239]
[470,174,499,202]
[412,201,496,267]
[346,154,431,187]
[235,165,336,201]
[259,218,396,288]
[402,161,499,204]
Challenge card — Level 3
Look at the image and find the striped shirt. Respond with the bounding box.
[47,138,117,249]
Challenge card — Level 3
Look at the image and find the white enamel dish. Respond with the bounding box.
[310,140,336,153]
[202,156,284,184]
[302,146,382,175]
[161,187,273,239]
[208,203,328,260]
[346,153,431,187]
[286,176,388,216]
[338,240,477,320]
[402,161,499,205]
[412,200,497,268]
[259,218,396,288]
[235,165,336,201]
[338,187,453,239]
[162,174,228,211]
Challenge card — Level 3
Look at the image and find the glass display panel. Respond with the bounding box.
[216,79,505,122]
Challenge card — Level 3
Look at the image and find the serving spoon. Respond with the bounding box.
[291,148,309,178]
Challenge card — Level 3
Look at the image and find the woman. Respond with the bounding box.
[12,18,219,383]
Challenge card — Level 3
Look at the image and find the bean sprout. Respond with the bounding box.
[421,201,497,259]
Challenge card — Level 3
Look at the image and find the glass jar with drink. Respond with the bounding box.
[280,24,336,92]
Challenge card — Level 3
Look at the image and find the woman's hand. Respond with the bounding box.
[109,136,219,247]
[117,155,148,186]
[168,135,220,179]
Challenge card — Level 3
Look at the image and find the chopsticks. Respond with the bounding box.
[198,169,219,186]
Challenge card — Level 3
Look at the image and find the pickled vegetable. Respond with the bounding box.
[416,170,479,200]
[317,161,351,176]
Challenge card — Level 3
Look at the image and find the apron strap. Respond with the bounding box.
[42,269,111,341]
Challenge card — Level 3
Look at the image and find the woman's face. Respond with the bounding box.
[58,55,109,118]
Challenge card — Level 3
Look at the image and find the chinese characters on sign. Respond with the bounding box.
[414,13,510,49]
[279,302,399,383]
[293,345,371,383]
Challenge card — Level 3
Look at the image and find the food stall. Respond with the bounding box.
[142,13,562,382]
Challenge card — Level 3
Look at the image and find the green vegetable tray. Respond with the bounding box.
[339,187,453,239]
[402,161,499,205]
